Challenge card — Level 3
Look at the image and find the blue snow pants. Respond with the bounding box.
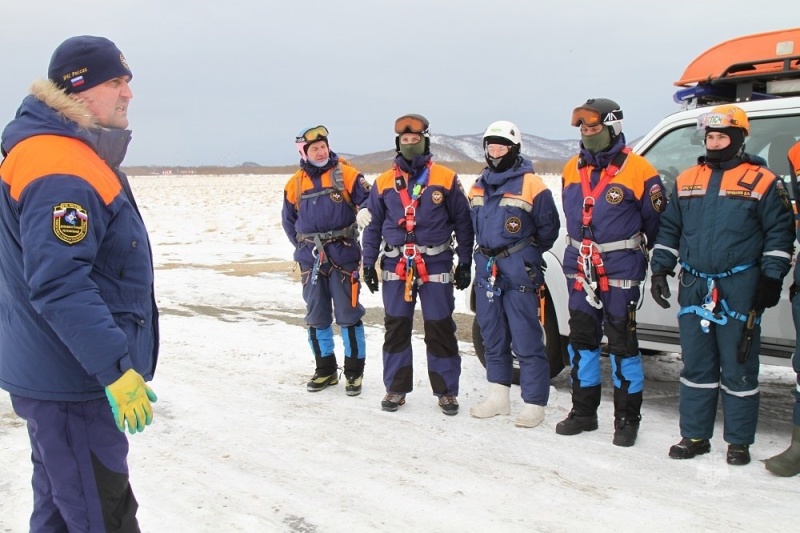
[301,259,366,375]
[380,257,461,397]
[790,290,800,426]
[475,283,548,405]
[676,269,761,445]
[566,282,644,419]
[10,395,138,533]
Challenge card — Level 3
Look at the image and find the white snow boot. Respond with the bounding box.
[515,403,545,428]
[469,383,510,418]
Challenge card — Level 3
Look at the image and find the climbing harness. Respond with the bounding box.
[676,261,760,332]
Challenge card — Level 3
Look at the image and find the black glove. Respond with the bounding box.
[454,263,471,291]
[753,275,782,311]
[363,265,379,294]
[650,272,672,309]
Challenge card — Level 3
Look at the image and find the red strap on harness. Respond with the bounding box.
[574,148,631,292]
[393,163,432,284]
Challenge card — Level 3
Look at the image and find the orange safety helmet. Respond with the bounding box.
[697,104,750,136]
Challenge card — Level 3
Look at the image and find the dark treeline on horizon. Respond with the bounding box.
[123,159,568,177]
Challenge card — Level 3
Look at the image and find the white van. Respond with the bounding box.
[471,28,800,382]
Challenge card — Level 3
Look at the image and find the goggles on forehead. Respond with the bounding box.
[570,106,603,127]
[696,112,739,130]
[394,115,429,134]
[296,125,329,143]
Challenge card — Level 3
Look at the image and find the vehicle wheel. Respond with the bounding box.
[472,285,567,384]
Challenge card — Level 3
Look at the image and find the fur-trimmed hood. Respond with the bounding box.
[2,79,131,168]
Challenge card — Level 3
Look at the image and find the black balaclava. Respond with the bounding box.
[705,127,745,164]
[484,136,520,172]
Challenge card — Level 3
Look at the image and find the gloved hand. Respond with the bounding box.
[356,209,372,230]
[363,265,379,293]
[650,272,672,309]
[454,263,471,290]
[753,275,783,311]
[105,369,158,434]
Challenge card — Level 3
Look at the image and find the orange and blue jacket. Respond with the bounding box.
[468,157,559,288]
[562,137,665,281]
[0,82,158,401]
[651,154,794,280]
[281,153,370,268]
[361,154,474,267]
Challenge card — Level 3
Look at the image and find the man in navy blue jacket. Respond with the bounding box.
[0,36,158,531]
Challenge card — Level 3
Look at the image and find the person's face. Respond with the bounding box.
[74,76,133,129]
[705,131,731,150]
[305,140,329,162]
[580,123,604,136]
[399,133,422,145]
[486,144,510,158]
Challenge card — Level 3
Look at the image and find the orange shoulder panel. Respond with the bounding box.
[675,165,711,195]
[284,170,304,206]
[1,135,121,203]
[373,169,397,194]
[720,163,777,196]
[521,173,549,201]
[611,154,657,199]
[428,163,456,190]
[468,182,483,201]
[340,162,362,190]
[562,155,582,187]
[789,140,800,176]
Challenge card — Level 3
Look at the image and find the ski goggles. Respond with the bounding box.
[570,106,604,127]
[394,115,429,134]
[296,125,329,143]
[696,112,740,130]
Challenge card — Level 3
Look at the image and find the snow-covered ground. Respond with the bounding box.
[1,174,798,532]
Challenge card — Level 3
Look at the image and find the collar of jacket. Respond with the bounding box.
[394,153,432,180]
[300,151,339,179]
[481,156,531,187]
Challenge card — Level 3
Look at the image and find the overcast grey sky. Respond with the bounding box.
[0,1,796,166]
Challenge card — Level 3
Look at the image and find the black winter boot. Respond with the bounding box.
[613,417,640,447]
[556,410,599,435]
[726,444,751,466]
[557,383,601,436]
[669,437,711,459]
[613,389,642,447]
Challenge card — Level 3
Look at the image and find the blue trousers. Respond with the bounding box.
[475,283,548,405]
[676,270,760,445]
[566,282,644,419]
[10,395,139,533]
[380,258,461,396]
[791,291,800,426]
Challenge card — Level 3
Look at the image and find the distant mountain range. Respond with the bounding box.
[344,132,578,166]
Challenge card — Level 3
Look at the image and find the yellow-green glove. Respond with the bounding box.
[104,369,158,434]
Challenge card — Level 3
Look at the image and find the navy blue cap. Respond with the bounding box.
[48,35,132,94]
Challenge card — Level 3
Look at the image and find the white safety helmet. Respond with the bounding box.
[483,120,522,172]
[483,120,522,147]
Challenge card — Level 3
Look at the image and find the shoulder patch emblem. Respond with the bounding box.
[359,175,371,191]
[776,184,791,211]
[52,203,88,245]
[650,184,665,212]
[505,216,522,233]
[605,186,624,205]
[431,190,444,205]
